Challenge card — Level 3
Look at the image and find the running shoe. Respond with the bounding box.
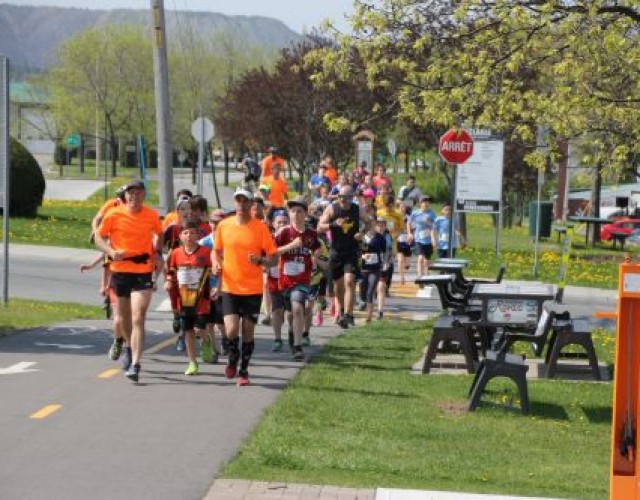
[125,363,140,382]
[271,339,283,352]
[185,360,199,376]
[292,348,305,362]
[121,347,132,371]
[172,316,181,334]
[338,315,349,329]
[237,371,250,386]
[312,312,323,327]
[378,311,384,321]
[301,334,311,347]
[176,335,186,352]
[357,302,367,311]
[109,338,123,361]
[201,337,213,363]
[347,314,355,326]
[260,315,272,326]
[225,363,238,379]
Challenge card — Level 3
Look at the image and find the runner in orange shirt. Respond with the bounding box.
[262,164,289,209]
[321,155,338,186]
[212,187,300,386]
[261,146,284,179]
[95,180,164,382]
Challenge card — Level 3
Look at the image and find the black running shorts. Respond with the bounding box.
[111,272,153,298]
[221,292,262,323]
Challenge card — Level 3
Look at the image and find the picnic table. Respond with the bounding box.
[568,215,613,247]
[609,230,631,250]
[471,283,557,328]
[435,258,469,267]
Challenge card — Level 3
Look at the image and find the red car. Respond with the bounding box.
[600,218,640,241]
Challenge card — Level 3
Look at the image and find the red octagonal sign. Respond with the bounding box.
[438,128,474,164]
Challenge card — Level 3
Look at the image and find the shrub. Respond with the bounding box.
[8,138,46,217]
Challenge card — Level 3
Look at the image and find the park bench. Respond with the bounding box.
[609,230,632,251]
[545,311,601,380]
[467,306,557,414]
[552,225,567,243]
[422,315,478,374]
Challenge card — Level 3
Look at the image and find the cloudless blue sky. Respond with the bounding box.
[5,0,355,32]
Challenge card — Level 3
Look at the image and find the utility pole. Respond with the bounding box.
[150,0,174,213]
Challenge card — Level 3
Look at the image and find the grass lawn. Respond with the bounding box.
[0,178,158,249]
[222,321,612,499]
[0,299,103,337]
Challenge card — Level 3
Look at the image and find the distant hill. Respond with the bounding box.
[0,3,302,72]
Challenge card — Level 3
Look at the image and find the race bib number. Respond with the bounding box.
[386,221,395,230]
[283,260,305,276]
[397,234,408,243]
[269,266,279,279]
[363,254,379,265]
[177,267,203,289]
[439,233,449,243]
[418,230,430,240]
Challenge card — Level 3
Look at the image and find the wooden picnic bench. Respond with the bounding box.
[609,230,632,250]
[552,225,567,243]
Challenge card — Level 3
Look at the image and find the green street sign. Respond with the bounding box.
[66,134,81,148]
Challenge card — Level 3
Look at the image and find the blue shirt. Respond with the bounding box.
[409,208,436,245]
[309,175,331,190]
[433,216,459,250]
[198,235,219,288]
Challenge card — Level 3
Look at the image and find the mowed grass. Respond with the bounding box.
[0,299,103,337]
[222,321,611,499]
[0,178,157,249]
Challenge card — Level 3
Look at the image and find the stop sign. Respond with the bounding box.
[438,128,474,164]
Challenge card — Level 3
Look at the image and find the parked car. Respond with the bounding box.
[600,218,640,240]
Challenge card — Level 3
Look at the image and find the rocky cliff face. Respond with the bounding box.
[0,3,302,71]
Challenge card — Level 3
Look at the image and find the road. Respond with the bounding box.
[0,243,618,499]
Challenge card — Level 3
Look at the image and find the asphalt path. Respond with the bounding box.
[0,310,344,500]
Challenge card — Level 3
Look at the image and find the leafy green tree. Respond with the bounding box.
[312,0,639,173]
[46,25,154,174]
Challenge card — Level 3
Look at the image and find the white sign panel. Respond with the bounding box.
[486,298,539,324]
[455,138,504,213]
[191,117,215,144]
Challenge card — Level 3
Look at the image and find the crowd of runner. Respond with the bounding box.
[86,148,463,386]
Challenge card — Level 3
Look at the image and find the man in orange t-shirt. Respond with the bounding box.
[321,155,338,186]
[95,180,164,382]
[261,147,285,179]
[212,187,298,386]
[262,164,289,209]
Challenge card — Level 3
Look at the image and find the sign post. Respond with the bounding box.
[387,139,397,173]
[438,128,474,258]
[0,57,9,304]
[191,117,215,196]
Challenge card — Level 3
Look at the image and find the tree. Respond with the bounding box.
[311,1,640,173]
[46,25,154,175]
[215,35,389,184]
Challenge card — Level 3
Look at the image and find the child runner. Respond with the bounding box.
[165,221,212,375]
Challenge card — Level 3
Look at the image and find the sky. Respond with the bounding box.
[4,0,355,33]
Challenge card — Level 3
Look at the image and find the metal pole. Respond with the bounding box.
[1,57,9,305]
[448,164,457,258]
[150,0,174,213]
[197,119,204,195]
[532,168,543,278]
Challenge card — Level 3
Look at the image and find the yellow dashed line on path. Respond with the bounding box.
[145,336,176,355]
[97,368,120,379]
[30,404,62,420]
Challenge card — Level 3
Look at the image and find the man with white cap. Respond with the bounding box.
[211,187,299,386]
